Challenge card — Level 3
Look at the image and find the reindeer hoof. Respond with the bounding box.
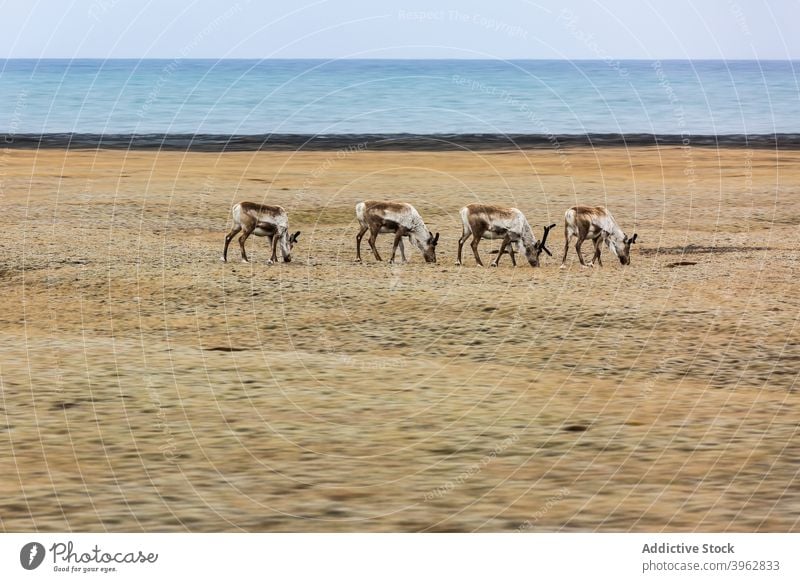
[241,259,249,264]
[455,261,462,266]
[220,257,227,263]
[266,260,274,266]
[559,264,566,269]
[490,263,498,268]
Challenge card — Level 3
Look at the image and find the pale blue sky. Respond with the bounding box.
[0,0,797,59]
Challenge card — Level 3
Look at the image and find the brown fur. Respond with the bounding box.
[569,206,607,240]
[561,206,635,267]
[222,202,293,264]
[357,202,407,262]
[363,200,410,214]
[463,203,518,221]
[356,201,437,264]
[457,204,524,267]
[238,202,284,216]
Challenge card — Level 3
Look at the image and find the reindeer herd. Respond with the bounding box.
[221,200,637,268]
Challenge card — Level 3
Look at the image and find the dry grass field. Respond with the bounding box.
[1,145,798,532]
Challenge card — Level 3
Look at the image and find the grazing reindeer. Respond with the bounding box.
[222,202,300,264]
[560,205,637,268]
[355,200,439,264]
[456,203,555,267]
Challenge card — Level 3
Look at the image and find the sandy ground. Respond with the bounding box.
[1,145,798,532]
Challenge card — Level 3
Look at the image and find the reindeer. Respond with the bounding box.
[456,203,556,267]
[560,205,637,268]
[222,202,300,264]
[355,201,439,264]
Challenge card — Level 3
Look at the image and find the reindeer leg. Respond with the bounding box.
[368,226,383,262]
[509,246,517,267]
[470,225,486,266]
[355,225,368,262]
[238,226,254,263]
[389,227,408,264]
[561,231,572,269]
[398,237,407,263]
[492,235,511,267]
[269,233,279,265]
[222,225,242,262]
[456,231,471,266]
[591,238,603,267]
[469,236,483,267]
[471,238,485,266]
[575,236,588,267]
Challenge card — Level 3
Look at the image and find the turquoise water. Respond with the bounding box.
[1,59,798,134]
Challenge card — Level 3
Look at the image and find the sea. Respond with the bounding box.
[0,59,798,137]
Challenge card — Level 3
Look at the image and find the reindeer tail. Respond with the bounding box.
[355,201,366,225]
[459,206,471,236]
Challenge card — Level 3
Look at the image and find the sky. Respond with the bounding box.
[0,0,797,60]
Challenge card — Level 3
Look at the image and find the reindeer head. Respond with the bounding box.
[607,232,637,265]
[280,230,301,262]
[420,231,439,263]
[522,223,557,267]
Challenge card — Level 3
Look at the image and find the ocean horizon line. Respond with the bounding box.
[2,57,799,62]
[3,133,799,151]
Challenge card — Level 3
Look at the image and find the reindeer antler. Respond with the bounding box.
[539,223,557,257]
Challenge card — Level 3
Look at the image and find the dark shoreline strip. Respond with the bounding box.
[2,133,799,151]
